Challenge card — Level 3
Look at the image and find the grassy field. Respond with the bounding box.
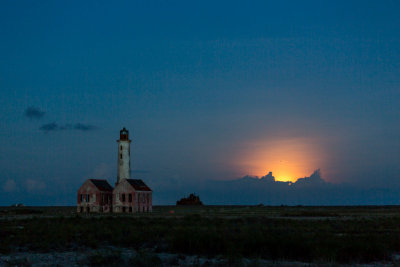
[1,205,400,264]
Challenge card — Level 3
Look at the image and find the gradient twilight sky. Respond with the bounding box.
[1,1,400,205]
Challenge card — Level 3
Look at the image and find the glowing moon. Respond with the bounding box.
[236,137,325,182]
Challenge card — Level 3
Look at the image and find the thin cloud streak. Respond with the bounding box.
[39,122,59,132]
[74,123,97,131]
[24,107,45,119]
[39,122,97,133]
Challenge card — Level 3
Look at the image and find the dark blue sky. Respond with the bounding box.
[1,1,400,205]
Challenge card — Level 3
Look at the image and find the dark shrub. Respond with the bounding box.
[128,250,162,267]
[87,249,123,267]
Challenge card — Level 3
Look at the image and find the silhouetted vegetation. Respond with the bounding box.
[0,208,43,215]
[1,206,400,264]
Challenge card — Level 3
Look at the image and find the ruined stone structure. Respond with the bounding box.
[176,193,203,206]
[77,128,152,213]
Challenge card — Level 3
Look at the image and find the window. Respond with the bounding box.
[122,194,126,202]
[129,194,132,202]
[102,194,105,204]
[122,207,126,213]
[80,194,84,202]
[87,194,90,202]
[120,153,122,159]
[129,207,132,212]
[120,145,122,150]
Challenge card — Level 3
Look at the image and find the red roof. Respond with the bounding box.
[89,179,113,191]
[126,179,152,191]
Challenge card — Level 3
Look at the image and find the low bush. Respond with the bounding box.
[87,249,123,267]
[128,250,162,267]
[4,256,31,267]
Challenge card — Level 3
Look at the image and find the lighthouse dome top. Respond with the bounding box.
[120,127,128,134]
[119,127,129,140]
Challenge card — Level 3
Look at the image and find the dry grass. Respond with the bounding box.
[1,205,400,264]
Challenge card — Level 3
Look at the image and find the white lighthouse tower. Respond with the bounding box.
[117,127,131,184]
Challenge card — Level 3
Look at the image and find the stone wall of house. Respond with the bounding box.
[77,181,112,213]
[113,180,136,213]
[113,179,152,213]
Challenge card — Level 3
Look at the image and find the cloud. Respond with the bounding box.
[149,170,400,205]
[24,107,45,119]
[40,122,59,132]
[25,179,46,192]
[291,169,326,187]
[39,122,97,133]
[74,123,97,131]
[24,106,96,133]
[3,179,17,192]
[90,163,113,179]
[260,171,276,182]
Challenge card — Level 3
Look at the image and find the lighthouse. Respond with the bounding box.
[77,127,152,213]
[117,127,131,184]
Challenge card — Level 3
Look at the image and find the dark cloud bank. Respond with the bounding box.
[24,107,45,119]
[2,170,400,206]
[148,170,400,205]
[39,122,97,133]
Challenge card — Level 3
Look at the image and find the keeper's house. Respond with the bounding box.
[113,179,153,213]
[77,179,113,213]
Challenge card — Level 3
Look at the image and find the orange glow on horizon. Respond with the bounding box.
[236,137,325,182]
